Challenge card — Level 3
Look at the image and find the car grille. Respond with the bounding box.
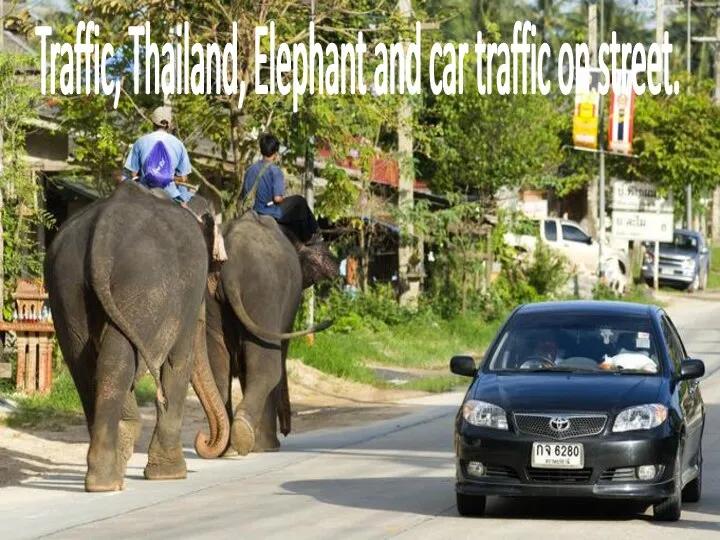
[526,468,593,484]
[659,256,684,268]
[484,465,520,481]
[600,467,636,482]
[513,413,608,440]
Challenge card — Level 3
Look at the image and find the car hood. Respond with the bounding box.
[651,246,697,260]
[472,373,665,413]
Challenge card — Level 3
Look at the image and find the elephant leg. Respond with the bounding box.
[85,325,135,492]
[118,391,141,467]
[253,385,281,452]
[254,340,289,452]
[64,339,98,434]
[144,327,194,480]
[231,338,282,456]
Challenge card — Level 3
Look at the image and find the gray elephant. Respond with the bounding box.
[203,211,338,456]
[45,181,230,492]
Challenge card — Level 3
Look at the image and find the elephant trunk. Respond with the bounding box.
[191,305,230,459]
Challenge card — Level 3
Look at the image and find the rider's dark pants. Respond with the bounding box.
[277,195,318,242]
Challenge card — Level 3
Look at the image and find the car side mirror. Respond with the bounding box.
[450,355,477,377]
[701,247,709,255]
[678,359,705,381]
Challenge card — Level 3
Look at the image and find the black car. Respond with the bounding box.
[451,301,705,521]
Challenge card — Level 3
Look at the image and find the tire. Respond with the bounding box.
[702,269,709,290]
[683,449,702,503]
[456,492,487,517]
[688,272,700,293]
[653,454,682,522]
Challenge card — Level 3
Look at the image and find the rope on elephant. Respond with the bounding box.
[182,206,228,264]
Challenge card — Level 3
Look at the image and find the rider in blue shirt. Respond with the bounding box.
[123,107,194,204]
[241,133,322,245]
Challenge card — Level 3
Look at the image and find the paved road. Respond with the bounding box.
[2,297,720,539]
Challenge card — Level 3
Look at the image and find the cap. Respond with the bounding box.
[150,106,172,128]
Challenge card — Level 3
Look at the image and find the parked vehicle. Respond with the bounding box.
[451,301,705,521]
[641,229,710,292]
[504,218,630,294]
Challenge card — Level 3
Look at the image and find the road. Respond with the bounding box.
[2,296,720,539]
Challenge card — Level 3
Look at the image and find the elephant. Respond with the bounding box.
[202,210,339,456]
[45,181,230,492]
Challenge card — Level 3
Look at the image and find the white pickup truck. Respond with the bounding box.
[504,218,630,293]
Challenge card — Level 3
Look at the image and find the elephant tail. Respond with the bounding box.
[220,273,333,341]
[192,304,231,459]
[89,213,168,411]
[278,356,291,436]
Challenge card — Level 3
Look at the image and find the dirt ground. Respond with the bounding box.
[0,359,431,488]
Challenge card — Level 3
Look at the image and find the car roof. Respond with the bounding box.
[674,229,701,238]
[514,300,659,318]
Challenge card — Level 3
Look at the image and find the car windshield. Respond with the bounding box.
[486,313,662,375]
[660,233,698,252]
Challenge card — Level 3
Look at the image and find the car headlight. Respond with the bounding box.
[462,400,508,430]
[612,404,668,433]
[681,259,696,270]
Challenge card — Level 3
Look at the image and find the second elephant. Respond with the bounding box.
[204,211,338,455]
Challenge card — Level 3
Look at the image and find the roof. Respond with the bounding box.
[50,177,100,201]
[515,300,658,318]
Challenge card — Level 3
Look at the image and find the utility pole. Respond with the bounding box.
[655,0,666,291]
[397,0,418,308]
[586,1,599,239]
[305,0,316,328]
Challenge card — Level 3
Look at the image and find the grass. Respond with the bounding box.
[289,314,501,389]
[400,374,469,392]
[1,367,157,429]
[707,244,720,290]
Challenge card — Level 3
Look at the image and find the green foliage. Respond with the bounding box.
[592,282,620,301]
[621,74,720,200]
[0,52,52,313]
[1,366,156,428]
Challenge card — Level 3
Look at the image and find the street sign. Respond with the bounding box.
[611,180,673,213]
[521,200,548,219]
[608,70,635,155]
[611,210,674,242]
[573,68,601,149]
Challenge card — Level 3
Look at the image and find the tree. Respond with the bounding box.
[616,74,720,208]
[417,58,564,202]
[0,51,53,317]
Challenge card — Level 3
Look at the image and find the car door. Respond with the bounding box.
[559,222,596,273]
[661,315,702,472]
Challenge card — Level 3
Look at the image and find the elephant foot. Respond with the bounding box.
[253,445,280,453]
[222,447,240,458]
[230,414,256,456]
[85,471,124,493]
[253,431,281,453]
[144,458,187,481]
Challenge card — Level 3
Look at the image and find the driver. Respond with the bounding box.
[534,334,558,363]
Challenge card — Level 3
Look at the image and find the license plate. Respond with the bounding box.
[531,442,584,469]
[660,267,674,275]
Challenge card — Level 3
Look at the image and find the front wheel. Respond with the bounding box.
[653,454,682,521]
[456,492,486,517]
[683,449,703,503]
[688,272,700,293]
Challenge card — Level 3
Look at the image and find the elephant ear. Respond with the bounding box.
[298,243,340,289]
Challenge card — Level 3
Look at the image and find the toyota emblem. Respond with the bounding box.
[549,417,571,432]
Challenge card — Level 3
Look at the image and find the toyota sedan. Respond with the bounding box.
[451,301,705,522]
